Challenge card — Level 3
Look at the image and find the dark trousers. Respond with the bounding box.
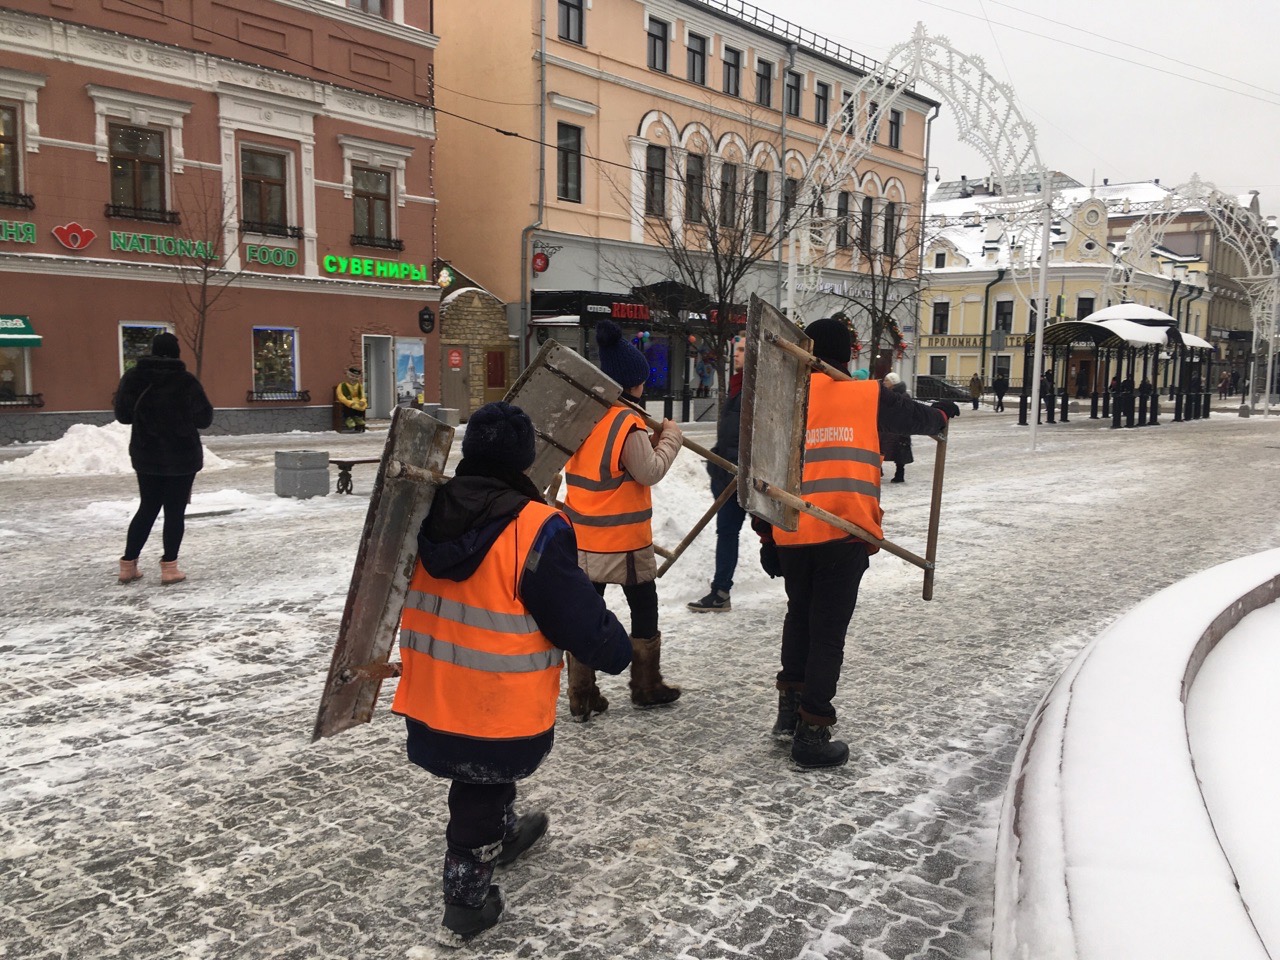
[123,473,195,562]
[447,780,515,852]
[593,579,658,638]
[776,540,870,721]
[710,472,747,593]
[994,393,1006,412]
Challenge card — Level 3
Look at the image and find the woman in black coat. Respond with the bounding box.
[113,332,214,585]
[877,374,913,483]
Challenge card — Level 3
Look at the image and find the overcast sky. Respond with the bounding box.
[754,0,1279,216]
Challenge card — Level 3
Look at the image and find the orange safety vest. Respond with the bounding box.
[775,375,884,549]
[562,404,653,553]
[392,500,564,739]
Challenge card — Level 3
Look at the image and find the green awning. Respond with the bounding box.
[0,315,40,347]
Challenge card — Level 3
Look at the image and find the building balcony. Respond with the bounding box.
[351,234,405,251]
[105,204,181,225]
[0,192,35,210]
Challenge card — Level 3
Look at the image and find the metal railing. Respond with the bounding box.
[105,204,180,225]
[247,389,311,402]
[0,191,34,210]
[351,234,405,251]
[240,220,302,239]
[0,392,44,407]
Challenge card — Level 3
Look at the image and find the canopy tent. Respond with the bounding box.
[1081,303,1178,324]
[0,315,41,347]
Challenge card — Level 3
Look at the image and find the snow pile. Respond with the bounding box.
[78,487,362,525]
[0,421,234,477]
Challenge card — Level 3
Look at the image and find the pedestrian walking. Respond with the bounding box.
[688,336,746,613]
[393,401,632,943]
[1218,371,1230,400]
[1040,369,1056,423]
[968,372,983,411]
[563,320,683,719]
[113,332,213,586]
[1231,370,1241,397]
[992,373,1008,412]
[756,318,955,769]
[879,373,913,483]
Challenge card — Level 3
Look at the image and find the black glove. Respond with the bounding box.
[759,541,782,579]
[931,400,961,420]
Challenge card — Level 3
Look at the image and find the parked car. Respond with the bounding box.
[913,375,972,402]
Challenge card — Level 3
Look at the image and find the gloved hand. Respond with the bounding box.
[931,400,961,420]
[760,541,782,579]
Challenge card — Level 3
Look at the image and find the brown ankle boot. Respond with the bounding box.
[160,559,186,585]
[566,653,608,721]
[118,559,142,584]
[629,634,680,708]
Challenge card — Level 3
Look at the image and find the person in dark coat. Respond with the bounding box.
[877,373,913,483]
[113,332,213,585]
[992,373,1009,412]
[688,336,746,612]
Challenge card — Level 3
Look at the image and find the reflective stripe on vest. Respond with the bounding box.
[775,376,884,549]
[562,405,653,553]
[391,500,564,739]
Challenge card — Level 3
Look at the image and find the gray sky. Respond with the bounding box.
[755,0,1280,216]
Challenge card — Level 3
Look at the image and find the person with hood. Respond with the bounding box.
[877,372,913,483]
[756,318,957,769]
[113,332,214,585]
[562,320,683,719]
[393,401,632,943]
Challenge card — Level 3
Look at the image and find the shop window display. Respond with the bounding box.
[253,327,298,393]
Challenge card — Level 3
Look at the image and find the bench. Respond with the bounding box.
[329,457,381,495]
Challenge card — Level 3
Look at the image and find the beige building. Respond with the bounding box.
[433,0,936,374]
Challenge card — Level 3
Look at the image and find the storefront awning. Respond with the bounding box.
[0,315,41,347]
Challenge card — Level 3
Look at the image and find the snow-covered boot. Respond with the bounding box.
[496,804,548,867]
[772,683,802,740]
[629,634,681,708]
[792,715,849,769]
[159,559,186,585]
[439,847,503,944]
[566,653,608,721]
[118,559,142,584]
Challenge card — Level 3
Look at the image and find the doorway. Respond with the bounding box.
[484,347,514,404]
[441,343,470,418]
[362,335,394,418]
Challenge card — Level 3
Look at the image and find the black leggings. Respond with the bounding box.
[124,473,195,562]
[593,579,659,639]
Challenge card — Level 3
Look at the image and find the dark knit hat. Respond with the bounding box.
[595,320,650,389]
[804,317,851,367]
[462,401,537,473]
[152,332,181,359]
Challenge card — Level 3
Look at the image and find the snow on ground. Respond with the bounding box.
[2,408,1280,959]
[0,421,235,477]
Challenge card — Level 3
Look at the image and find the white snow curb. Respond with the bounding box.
[992,548,1280,960]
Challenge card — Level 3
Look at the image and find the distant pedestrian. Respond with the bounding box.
[879,373,913,483]
[1040,369,1056,423]
[1231,370,1241,396]
[113,332,213,585]
[1218,371,1230,400]
[992,373,1008,412]
[968,372,983,411]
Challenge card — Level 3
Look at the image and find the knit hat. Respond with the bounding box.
[883,372,901,386]
[852,369,870,381]
[595,320,650,389]
[152,332,181,359]
[804,318,851,367]
[462,401,537,473]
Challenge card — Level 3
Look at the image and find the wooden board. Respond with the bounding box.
[738,295,810,531]
[311,407,454,741]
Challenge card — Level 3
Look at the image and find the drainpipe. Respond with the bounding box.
[775,43,797,311]
[518,0,548,370]
[980,267,1006,379]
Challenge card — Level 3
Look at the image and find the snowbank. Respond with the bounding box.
[0,421,234,477]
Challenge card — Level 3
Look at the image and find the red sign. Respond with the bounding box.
[531,252,549,274]
[448,348,464,370]
[52,222,96,251]
[612,302,650,321]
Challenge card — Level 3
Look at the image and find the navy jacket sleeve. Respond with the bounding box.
[519,514,632,675]
[877,385,947,437]
[113,370,141,424]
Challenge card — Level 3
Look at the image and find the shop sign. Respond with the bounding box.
[610,302,650,321]
[919,334,1027,349]
[1,220,36,244]
[448,348,463,370]
[245,244,298,267]
[110,231,214,259]
[52,222,96,250]
[322,255,431,282]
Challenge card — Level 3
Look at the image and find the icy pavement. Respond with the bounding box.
[3,409,1280,960]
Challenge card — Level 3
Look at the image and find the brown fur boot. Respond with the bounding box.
[118,559,142,584]
[566,653,608,721]
[159,559,186,585]
[629,634,681,708]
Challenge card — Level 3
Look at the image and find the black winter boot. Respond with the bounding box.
[439,846,503,944]
[439,885,504,944]
[791,719,850,769]
[890,464,905,483]
[497,808,548,867]
[772,686,802,740]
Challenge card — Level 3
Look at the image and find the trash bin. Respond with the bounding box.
[275,450,330,499]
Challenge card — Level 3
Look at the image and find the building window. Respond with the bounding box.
[120,323,171,374]
[719,162,738,224]
[109,124,169,221]
[883,201,897,254]
[0,105,26,208]
[346,0,388,16]
[995,300,1013,333]
[932,301,950,335]
[751,169,769,233]
[784,71,801,117]
[836,191,850,247]
[756,60,773,108]
[240,148,290,235]
[556,123,582,203]
[723,47,741,97]
[352,166,394,246]
[888,109,903,149]
[934,251,946,269]
[558,0,583,44]
[253,327,298,393]
[868,101,880,141]
[644,145,666,217]
[859,195,873,251]
[782,177,798,224]
[687,33,707,85]
[929,356,947,377]
[815,82,830,126]
[685,153,705,224]
[647,18,669,73]
[0,343,32,403]
[1076,296,1095,320]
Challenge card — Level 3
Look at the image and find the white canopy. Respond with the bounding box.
[1095,318,1169,346]
[1082,303,1178,324]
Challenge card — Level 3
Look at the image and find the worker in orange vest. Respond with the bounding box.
[757,318,958,768]
[562,320,683,719]
[393,401,632,943]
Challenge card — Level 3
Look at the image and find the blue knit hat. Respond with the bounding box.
[595,320,650,389]
[462,401,537,472]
